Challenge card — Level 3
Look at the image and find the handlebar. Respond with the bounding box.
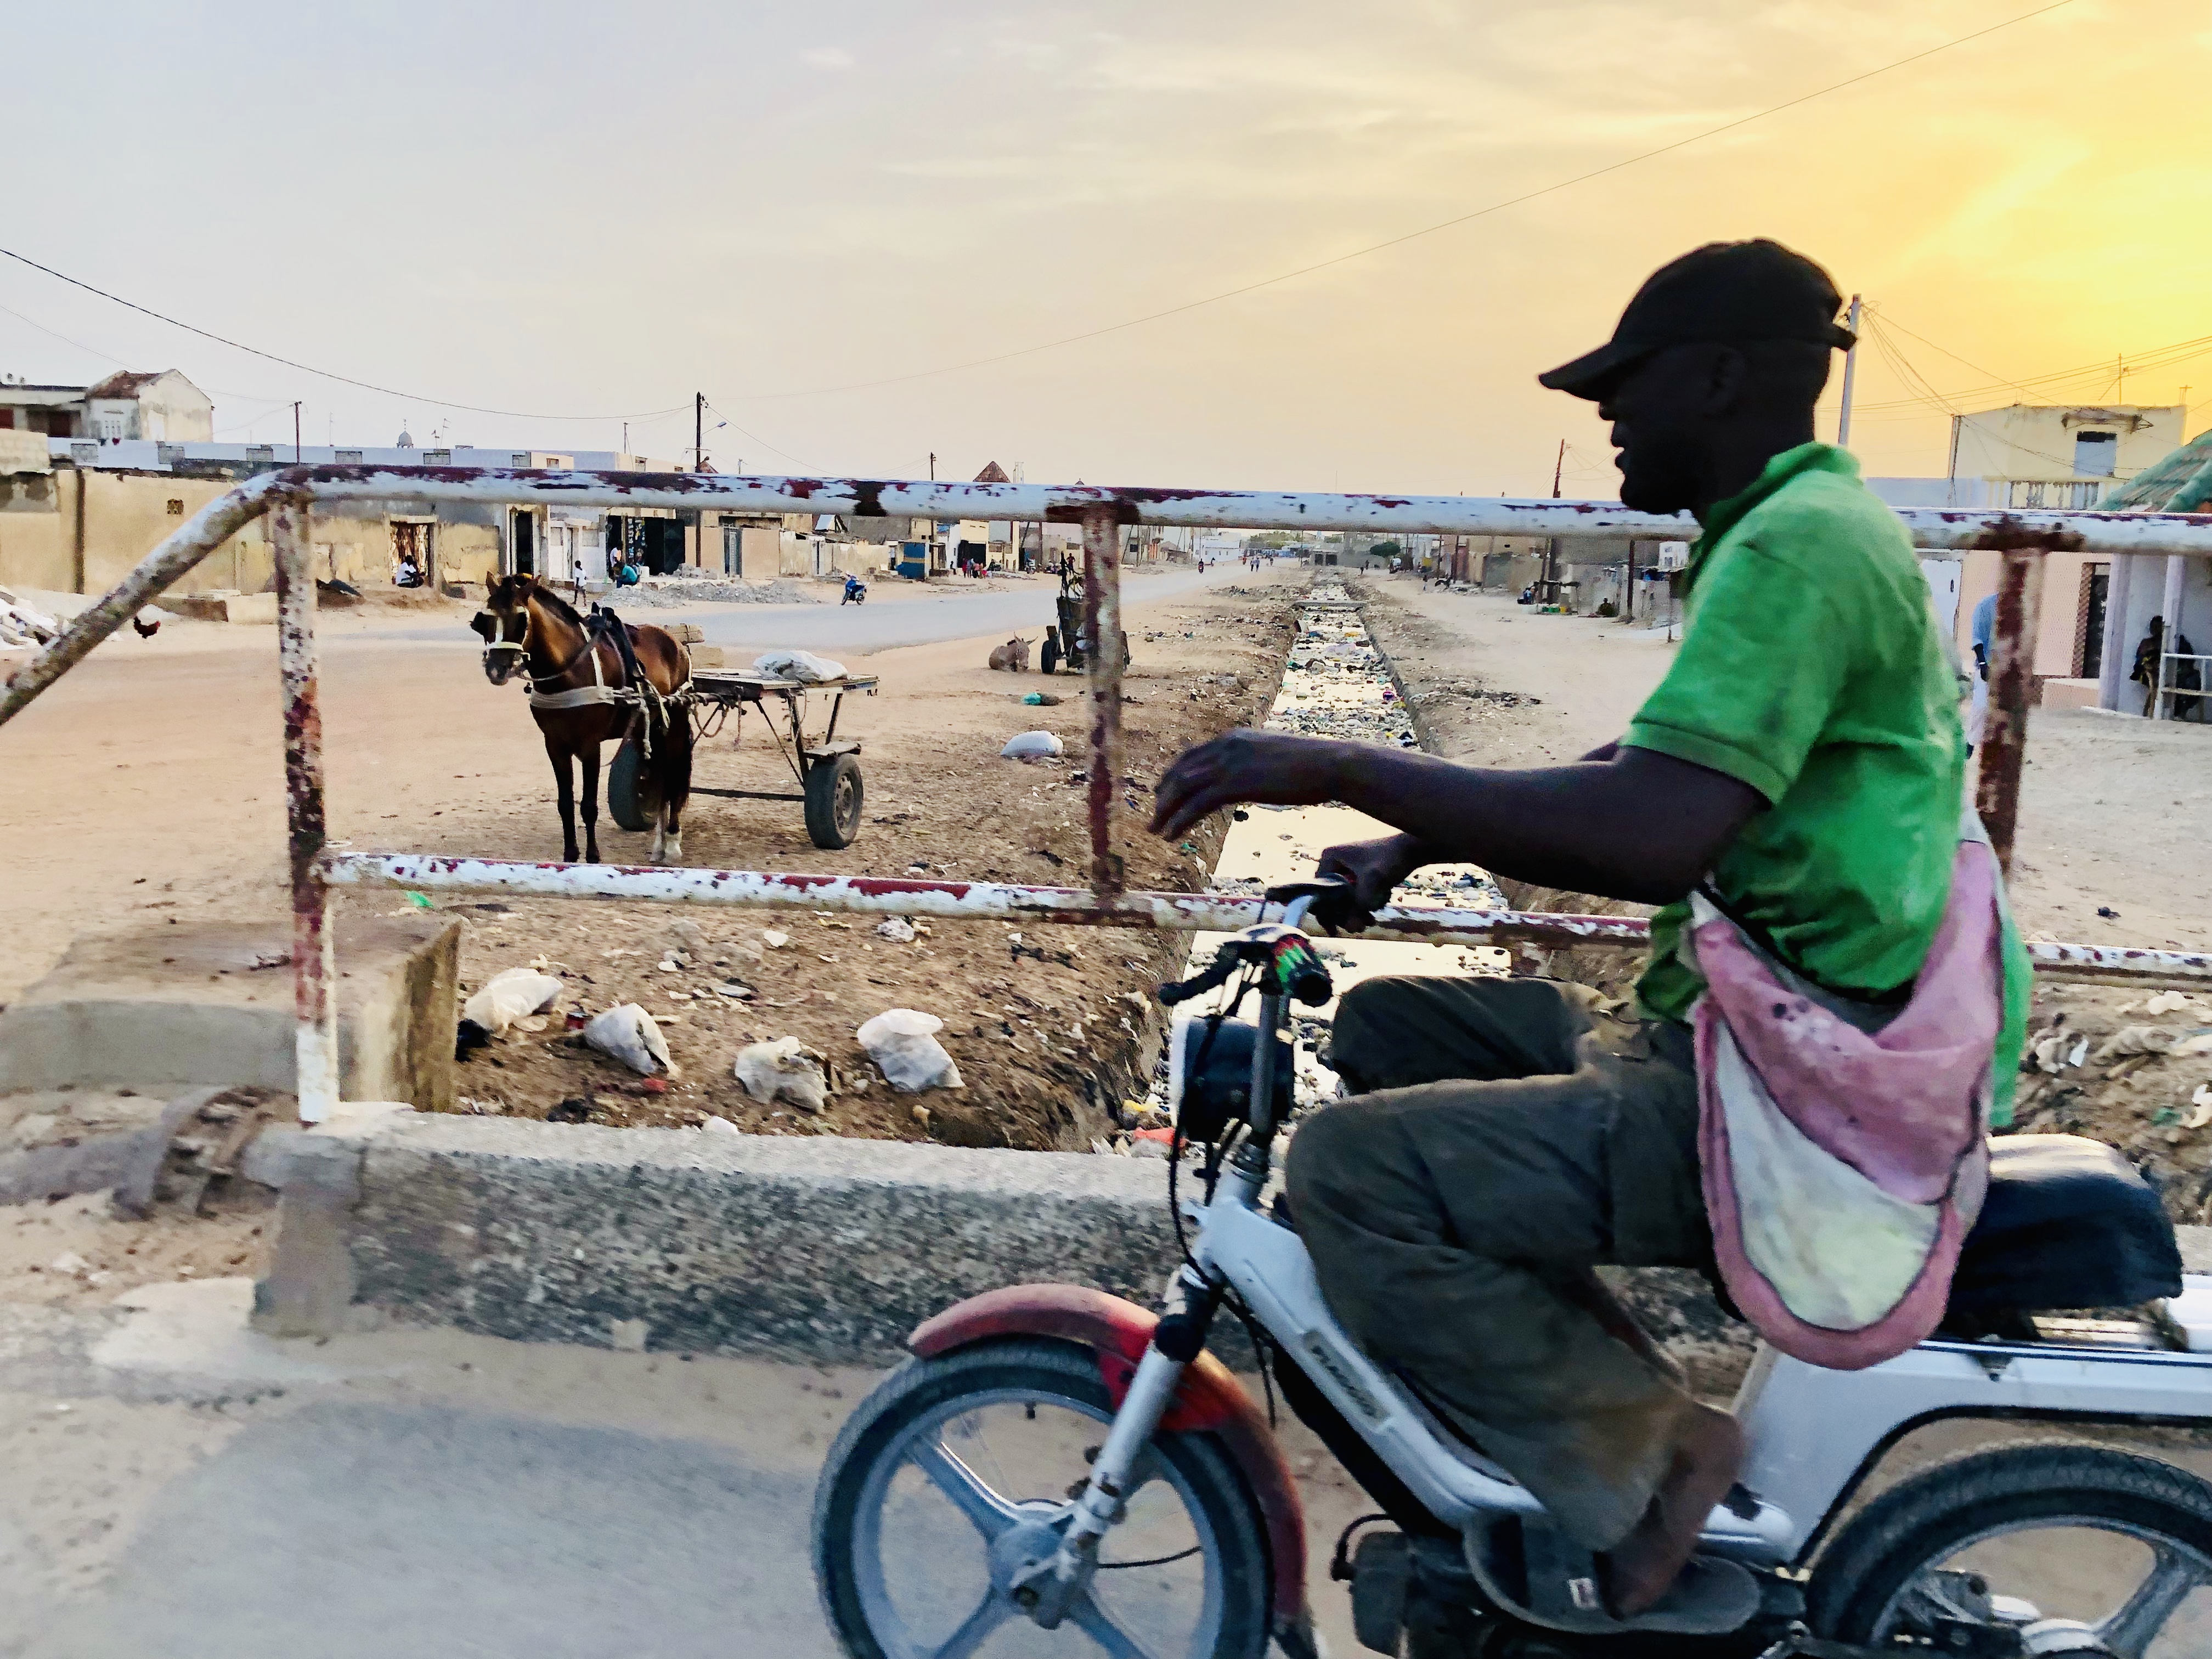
[1158,953,1239,1007]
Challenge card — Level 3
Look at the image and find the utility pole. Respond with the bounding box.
[929,452,936,481]
[694,393,704,472]
[292,401,302,464]
[1836,294,1863,449]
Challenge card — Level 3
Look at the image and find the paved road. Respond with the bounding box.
[365,562,1258,657]
[0,1278,1369,1659]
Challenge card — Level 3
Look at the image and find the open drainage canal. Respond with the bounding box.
[1150,583,1510,1116]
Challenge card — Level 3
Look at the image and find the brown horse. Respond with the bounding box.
[472,574,693,863]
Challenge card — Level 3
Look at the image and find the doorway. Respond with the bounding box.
[391,520,434,588]
[509,509,537,577]
[2080,562,2110,680]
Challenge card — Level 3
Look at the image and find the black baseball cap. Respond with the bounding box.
[1538,239,1857,402]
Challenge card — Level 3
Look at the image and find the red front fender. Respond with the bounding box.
[910,1283,1312,1643]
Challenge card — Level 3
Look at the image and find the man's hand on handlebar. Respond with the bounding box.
[1314,833,1426,922]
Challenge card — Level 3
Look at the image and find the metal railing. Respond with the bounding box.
[7,464,2212,1121]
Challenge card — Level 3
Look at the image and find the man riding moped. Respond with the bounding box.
[1149,239,2033,1621]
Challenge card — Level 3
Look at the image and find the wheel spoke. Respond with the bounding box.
[924,1592,1014,1659]
[1069,1590,1163,1659]
[911,1436,1023,1541]
[2098,1545,2207,1657]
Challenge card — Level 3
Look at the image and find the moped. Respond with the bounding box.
[813,878,2212,1657]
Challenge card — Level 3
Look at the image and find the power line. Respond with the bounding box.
[724,0,2081,402]
[1852,309,2212,415]
[0,245,690,424]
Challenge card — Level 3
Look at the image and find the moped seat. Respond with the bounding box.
[1945,1134,2182,1325]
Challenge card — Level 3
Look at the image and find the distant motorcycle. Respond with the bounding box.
[842,575,868,606]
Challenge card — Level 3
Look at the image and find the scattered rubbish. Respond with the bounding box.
[876,917,917,943]
[462,967,565,1036]
[2176,1031,2212,1057]
[857,1009,964,1092]
[2097,906,2121,919]
[48,1251,89,1277]
[751,648,847,682]
[547,1096,596,1124]
[762,930,791,950]
[735,1036,830,1113]
[2096,1025,2179,1060]
[701,1115,742,1137]
[404,891,433,910]
[584,1003,674,1075]
[2186,1086,2212,1132]
[667,918,707,955]
[713,981,754,1000]
[458,1095,506,1115]
[1022,691,1064,706]
[2146,991,2203,1018]
[247,951,291,971]
[1001,730,1065,760]
[911,1104,932,1131]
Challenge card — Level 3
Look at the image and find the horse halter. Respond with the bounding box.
[480,606,531,677]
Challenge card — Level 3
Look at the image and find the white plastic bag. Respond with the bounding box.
[857,1009,963,1093]
[876,917,917,943]
[584,1003,674,1075]
[1000,730,1064,759]
[462,967,565,1036]
[751,648,847,683]
[735,1036,828,1113]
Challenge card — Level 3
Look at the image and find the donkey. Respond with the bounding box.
[987,635,1032,672]
[472,574,694,863]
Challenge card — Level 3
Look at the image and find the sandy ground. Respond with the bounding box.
[0,563,1297,1153]
[1360,574,2212,1216]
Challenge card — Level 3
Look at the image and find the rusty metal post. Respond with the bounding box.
[1974,545,2046,878]
[2153,554,2186,720]
[272,494,337,1123]
[1081,503,1126,900]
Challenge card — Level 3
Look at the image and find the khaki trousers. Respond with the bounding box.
[1283,975,1712,1551]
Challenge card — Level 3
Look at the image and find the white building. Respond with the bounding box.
[0,369,213,442]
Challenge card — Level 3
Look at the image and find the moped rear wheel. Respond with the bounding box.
[1808,1442,2212,1656]
[811,1336,1272,1659]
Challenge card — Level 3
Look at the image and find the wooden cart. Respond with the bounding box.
[607,669,880,850]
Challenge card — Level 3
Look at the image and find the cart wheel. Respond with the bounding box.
[607,737,654,833]
[804,754,864,849]
[1039,632,1062,675]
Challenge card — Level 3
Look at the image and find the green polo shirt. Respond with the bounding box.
[1624,443,2030,1122]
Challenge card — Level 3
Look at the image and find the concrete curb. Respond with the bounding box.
[262,1112,1757,1385]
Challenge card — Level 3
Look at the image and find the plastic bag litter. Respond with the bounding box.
[762,929,791,950]
[876,917,917,943]
[735,1036,829,1113]
[462,968,565,1036]
[585,1003,674,1075]
[751,648,847,684]
[1001,730,1064,759]
[700,1115,743,1137]
[2096,1025,2179,1060]
[857,1009,964,1093]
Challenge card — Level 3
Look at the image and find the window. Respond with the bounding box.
[2074,431,2118,477]
[246,445,274,464]
[511,452,530,467]
[422,448,452,465]
[97,413,124,442]
[166,499,184,516]
[335,449,363,465]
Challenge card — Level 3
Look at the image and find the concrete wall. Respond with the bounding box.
[1951,404,2183,497]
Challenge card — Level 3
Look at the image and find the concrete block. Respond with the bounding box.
[687,645,726,669]
[265,1115,1758,1384]
[0,917,461,1110]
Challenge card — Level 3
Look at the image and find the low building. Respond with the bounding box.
[0,370,212,442]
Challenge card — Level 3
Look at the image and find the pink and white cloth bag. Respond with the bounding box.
[1688,834,2005,1369]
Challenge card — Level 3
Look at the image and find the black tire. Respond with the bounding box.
[804,753,864,850]
[1808,1441,2212,1647]
[811,1336,1273,1659]
[606,737,653,832]
[1040,633,1062,675]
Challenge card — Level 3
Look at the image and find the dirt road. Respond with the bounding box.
[0,564,1300,1150]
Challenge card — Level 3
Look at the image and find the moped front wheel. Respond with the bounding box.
[1808,1441,2212,1656]
[811,1336,1272,1659]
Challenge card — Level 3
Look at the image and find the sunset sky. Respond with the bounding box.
[4,0,2206,498]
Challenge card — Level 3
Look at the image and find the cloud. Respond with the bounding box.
[800,46,855,70]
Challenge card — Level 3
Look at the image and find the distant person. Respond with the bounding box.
[1966,590,1995,751]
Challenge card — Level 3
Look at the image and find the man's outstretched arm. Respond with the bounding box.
[1148,730,1763,907]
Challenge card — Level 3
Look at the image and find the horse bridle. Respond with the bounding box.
[481,598,608,690]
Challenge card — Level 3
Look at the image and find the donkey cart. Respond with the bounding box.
[607,668,879,850]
